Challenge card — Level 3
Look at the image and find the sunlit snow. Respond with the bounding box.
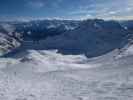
[0,49,133,100]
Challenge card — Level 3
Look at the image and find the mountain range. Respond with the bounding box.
[0,19,133,57]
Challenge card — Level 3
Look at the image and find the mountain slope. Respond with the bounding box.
[40,19,129,57]
[0,48,133,100]
[0,20,80,56]
[0,24,21,56]
[0,19,132,58]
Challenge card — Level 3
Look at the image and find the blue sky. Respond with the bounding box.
[0,0,133,21]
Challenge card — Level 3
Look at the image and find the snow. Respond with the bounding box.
[0,49,133,100]
[124,45,133,55]
[46,24,57,29]
[0,33,20,56]
[0,23,15,33]
[115,42,133,59]
[17,50,96,72]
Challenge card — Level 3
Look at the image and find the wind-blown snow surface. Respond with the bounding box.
[0,49,133,100]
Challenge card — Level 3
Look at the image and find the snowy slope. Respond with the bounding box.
[0,49,133,100]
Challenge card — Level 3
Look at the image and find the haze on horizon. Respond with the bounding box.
[0,0,133,21]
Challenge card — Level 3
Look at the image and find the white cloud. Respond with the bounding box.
[69,0,133,20]
[108,11,117,15]
[126,7,133,12]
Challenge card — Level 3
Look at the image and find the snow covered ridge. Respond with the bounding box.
[0,33,20,56]
[116,41,133,59]
[0,50,95,72]
[0,23,23,56]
